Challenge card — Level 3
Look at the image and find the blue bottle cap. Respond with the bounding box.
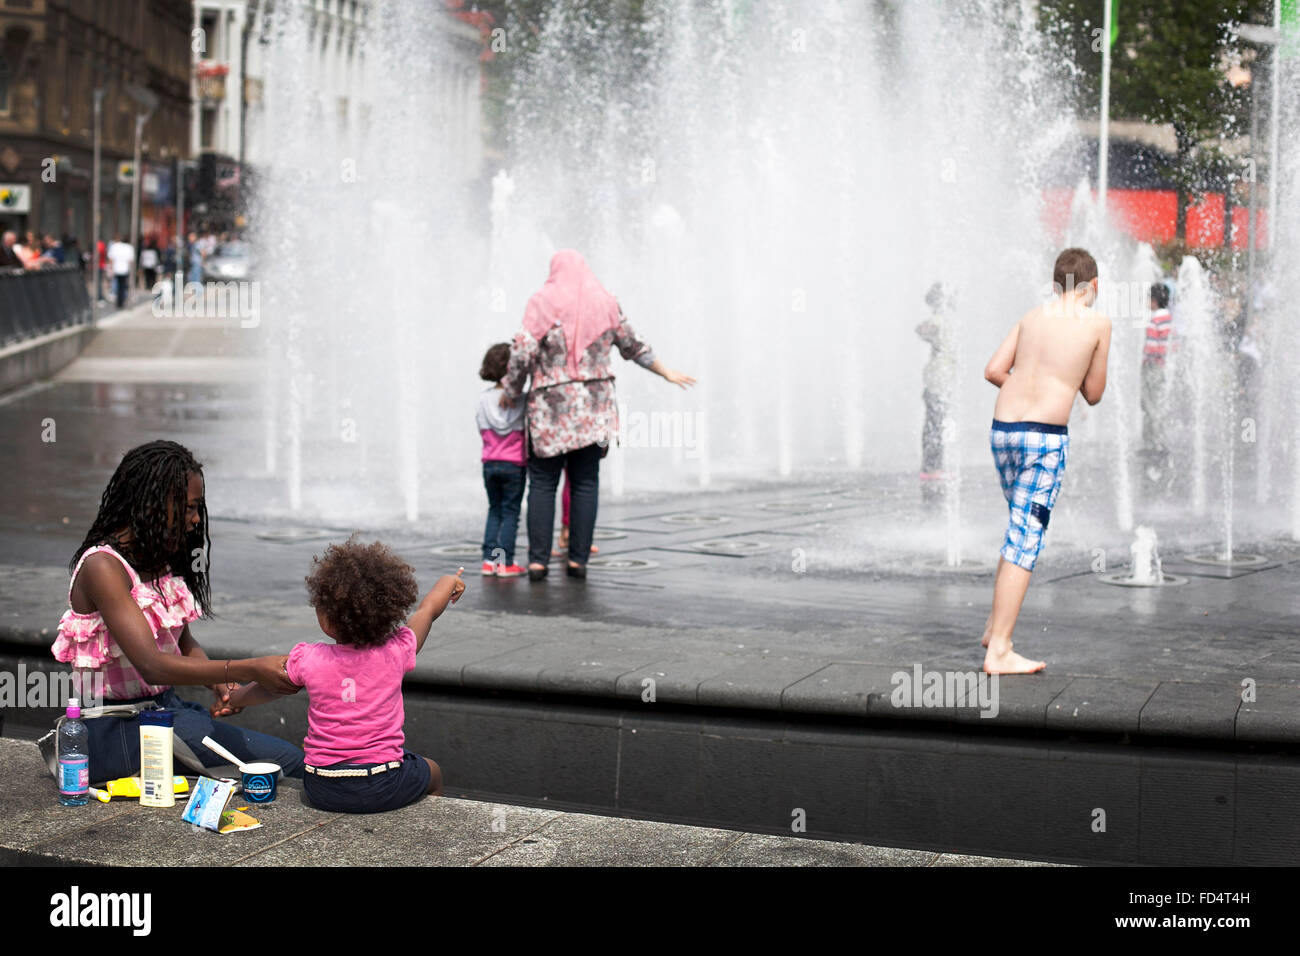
[139,709,174,727]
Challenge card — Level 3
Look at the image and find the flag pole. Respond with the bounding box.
[1099,0,1113,217]
[1269,0,1281,247]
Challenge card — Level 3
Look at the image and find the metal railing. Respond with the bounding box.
[0,264,93,348]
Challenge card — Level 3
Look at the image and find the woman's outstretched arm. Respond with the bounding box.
[612,313,696,388]
[646,358,696,388]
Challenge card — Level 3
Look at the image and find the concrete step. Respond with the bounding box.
[0,737,1047,867]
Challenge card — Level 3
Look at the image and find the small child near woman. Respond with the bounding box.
[229,537,465,813]
[477,343,527,577]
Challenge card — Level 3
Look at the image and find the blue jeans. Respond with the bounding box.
[482,460,526,564]
[528,443,602,566]
[83,688,304,784]
[113,274,129,308]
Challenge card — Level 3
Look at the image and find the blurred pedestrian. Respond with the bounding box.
[62,234,82,272]
[39,234,64,264]
[0,230,21,268]
[107,234,135,309]
[162,237,177,277]
[186,231,204,285]
[1141,282,1173,456]
[96,239,108,302]
[14,231,41,268]
[140,238,160,292]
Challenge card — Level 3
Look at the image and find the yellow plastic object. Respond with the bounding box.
[104,775,191,798]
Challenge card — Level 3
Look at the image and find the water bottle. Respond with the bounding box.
[57,698,89,807]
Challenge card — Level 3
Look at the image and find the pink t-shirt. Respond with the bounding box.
[285,627,417,767]
[480,428,526,465]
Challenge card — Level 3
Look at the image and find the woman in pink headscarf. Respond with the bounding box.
[503,250,695,580]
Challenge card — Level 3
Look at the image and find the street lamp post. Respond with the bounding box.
[1236,24,1281,333]
[1098,0,1113,213]
[126,84,159,296]
[175,158,187,303]
[129,113,147,274]
[90,85,104,327]
[1236,22,1282,509]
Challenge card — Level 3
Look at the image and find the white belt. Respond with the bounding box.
[304,760,401,778]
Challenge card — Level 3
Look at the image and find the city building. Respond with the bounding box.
[0,0,192,247]
[186,0,483,230]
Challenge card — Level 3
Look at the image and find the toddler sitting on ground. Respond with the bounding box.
[230,536,464,812]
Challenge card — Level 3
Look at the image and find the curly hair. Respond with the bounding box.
[305,536,418,648]
[72,440,212,616]
[479,343,511,382]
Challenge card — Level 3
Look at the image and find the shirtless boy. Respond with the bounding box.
[980,247,1111,674]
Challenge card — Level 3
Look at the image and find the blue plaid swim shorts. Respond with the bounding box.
[991,420,1070,571]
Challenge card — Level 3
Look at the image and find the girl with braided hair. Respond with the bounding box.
[52,440,304,782]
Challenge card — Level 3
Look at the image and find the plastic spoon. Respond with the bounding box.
[200,735,251,772]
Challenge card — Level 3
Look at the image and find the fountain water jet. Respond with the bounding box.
[234,0,1298,581]
[1098,526,1186,587]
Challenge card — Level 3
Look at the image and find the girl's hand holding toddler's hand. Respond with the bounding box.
[208,682,243,717]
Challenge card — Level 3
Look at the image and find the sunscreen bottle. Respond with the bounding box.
[138,710,175,807]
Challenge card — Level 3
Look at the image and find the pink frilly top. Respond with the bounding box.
[51,545,200,701]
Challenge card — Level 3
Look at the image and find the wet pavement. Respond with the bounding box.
[2,306,1299,743]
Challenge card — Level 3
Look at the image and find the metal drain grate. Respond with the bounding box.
[255,528,339,544]
[839,488,874,500]
[587,556,659,571]
[592,528,628,540]
[659,513,731,526]
[913,557,995,574]
[1181,552,1269,568]
[688,538,772,555]
[430,543,484,557]
[757,501,830,514]
[1097,572,1189,587]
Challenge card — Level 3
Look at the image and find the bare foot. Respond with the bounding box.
[983,645,1046,674]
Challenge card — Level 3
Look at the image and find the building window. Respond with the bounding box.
[0,55,8,114]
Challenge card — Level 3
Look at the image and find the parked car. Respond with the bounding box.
[202,241,253,282]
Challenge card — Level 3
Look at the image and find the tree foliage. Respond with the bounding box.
[1039,0,1273,157]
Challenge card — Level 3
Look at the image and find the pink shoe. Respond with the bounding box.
[480,562,495,576]
[495,564,526,578]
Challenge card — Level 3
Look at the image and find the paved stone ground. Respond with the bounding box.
[0,738,1049,867]
[1,306,1298,742]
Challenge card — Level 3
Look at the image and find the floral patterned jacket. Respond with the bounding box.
[503,313,656,459]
